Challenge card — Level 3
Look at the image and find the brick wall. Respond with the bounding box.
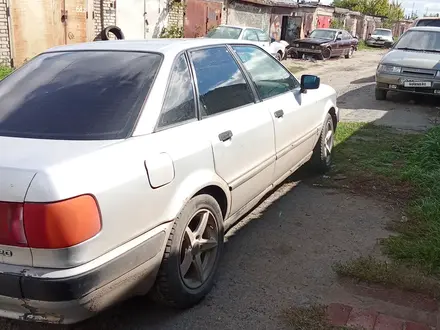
[168,3,185,28]
[0,0,10,67]
[94,0,116,37]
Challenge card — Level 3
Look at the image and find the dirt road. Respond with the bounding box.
[1,50,437,330]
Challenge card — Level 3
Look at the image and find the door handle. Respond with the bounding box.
[218,130,233,142]
[274,109,284,118]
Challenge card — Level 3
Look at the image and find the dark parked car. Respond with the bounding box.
[289,28,358,60]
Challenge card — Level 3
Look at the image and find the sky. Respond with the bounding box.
[319,0,440,17]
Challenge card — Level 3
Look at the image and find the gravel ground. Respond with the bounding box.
[1,50,436,330]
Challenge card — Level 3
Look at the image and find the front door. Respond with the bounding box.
[188,45,276,215]
[230,44,323,181]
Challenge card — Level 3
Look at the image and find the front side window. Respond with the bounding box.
[157,54,196,129]
[232,45,299,100]
[242,29,259,41]
[394,30,440,52]
[190,46,254,117]
[205,26,242,39]
[342,31,352,40]
[0,51,162,140]
[309,29,337,40]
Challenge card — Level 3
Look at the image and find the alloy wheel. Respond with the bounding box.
[324,121,334,164]
[179,209,219,289]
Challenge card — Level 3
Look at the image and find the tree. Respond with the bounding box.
[332,0,404,20]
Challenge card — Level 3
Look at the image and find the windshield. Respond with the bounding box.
[206,26,242,39]
[0,51,162,140]
[416,19,440,27]
[395,30,440,52]
[372,29,392,36]
[309,29,336,40]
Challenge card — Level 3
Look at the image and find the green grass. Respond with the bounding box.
[282,305,353,330]
[332,123,440,290]
[334,257,440,299]
[0,66,13,80]
[356,40,384,51]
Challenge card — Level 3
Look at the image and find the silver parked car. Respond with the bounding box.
[0,38,338,324]
[366,28,394,48]
[375,26,440,100]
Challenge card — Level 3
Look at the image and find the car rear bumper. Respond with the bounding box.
[376,72,440,96]
[0,221,173,324]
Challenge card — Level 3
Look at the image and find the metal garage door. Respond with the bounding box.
[9,0,88,67]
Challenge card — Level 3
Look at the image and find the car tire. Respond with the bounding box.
[345,46,354,59]
[311,113,334,174]
[375,88,387,101]
[153,194,224,309]
[320,47,331,60]
[275,51,282,61]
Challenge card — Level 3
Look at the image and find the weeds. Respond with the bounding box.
[334,257,440,299]
[282,305,353,330]
[332,123,440,291]
[0,66,12,80]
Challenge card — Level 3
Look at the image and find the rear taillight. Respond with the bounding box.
[0,195,101,249]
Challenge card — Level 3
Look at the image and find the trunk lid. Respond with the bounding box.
[0,136,119,266]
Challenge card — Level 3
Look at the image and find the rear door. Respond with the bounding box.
[188,45,276,215]
[231,45,323,182]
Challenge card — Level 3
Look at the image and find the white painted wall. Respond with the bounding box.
[116,0,168,39]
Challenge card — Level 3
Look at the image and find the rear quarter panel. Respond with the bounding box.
[25,121,229,268]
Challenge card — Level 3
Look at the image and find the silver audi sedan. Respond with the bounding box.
[0,38,338,324]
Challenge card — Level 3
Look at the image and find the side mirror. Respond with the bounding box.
[270,37,275,43]
[300,74,320,93]
[336,37,342,41]
[354,35,358,39]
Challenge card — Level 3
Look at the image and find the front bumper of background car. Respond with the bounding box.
[376,72,440,96]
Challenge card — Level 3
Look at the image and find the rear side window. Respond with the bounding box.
[157,54,196,129]
[190,46,254,117]
[0,51,162,140]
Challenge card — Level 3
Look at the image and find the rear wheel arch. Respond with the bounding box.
[193,185,228,220]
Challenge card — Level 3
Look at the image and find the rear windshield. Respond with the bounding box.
[206,26,242,39]
[0,51,162,140]
[416,19,440,27]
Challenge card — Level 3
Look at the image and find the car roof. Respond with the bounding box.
[42,38,256,55]
[407,26,440,32]
[416,17,440,20]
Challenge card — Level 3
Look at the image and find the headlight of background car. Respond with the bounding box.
[294,43,299,47]
[377,64,401,73]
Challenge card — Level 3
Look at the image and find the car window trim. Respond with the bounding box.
[229,44,301,102]
[153,51,199,133]
[187,44,258,120]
